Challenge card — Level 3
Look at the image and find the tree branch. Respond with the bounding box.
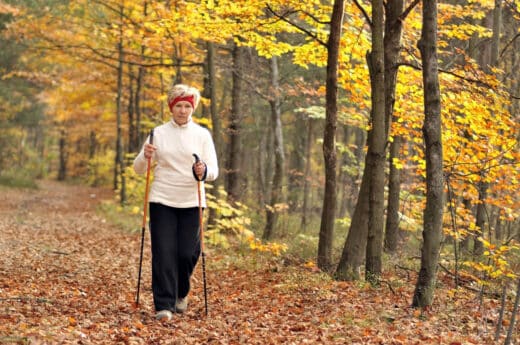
[265,4,327,47]
[352,0,372,27]
[299,9,331,26]
[400,0,421,20]
[500,33,520,58]
[397,61,498,89]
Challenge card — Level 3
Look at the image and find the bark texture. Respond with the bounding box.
[318,0,345,269]
[412,0,445,308]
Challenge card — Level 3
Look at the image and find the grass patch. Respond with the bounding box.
[96,200,141,233]
[0,172,38,189]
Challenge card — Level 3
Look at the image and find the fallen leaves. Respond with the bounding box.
[0,181,515,344]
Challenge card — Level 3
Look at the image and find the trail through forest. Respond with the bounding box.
[0,181,514,344]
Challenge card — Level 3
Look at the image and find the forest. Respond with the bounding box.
[0,0,519,344]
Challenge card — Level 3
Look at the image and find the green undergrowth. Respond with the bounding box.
[0,170,39,189]
[97,200,142,233]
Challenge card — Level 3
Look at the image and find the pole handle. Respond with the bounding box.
[192,153,206,181]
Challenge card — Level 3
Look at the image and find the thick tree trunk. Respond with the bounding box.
[365,0,386,285]
[412,0,444,308]
[225,43,245,203]
[336,168,370,280]
[317,0,344,270]
[263,56,285,240]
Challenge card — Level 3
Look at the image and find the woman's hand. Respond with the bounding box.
[144,143,156,159]
[193,161,207,181]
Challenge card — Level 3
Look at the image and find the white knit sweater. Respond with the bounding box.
[133,119,218,208]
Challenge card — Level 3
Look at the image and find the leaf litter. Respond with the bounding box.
[0,180,514,344]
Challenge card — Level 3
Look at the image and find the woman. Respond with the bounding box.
[133,84,218,321]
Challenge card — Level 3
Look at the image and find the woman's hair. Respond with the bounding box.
[167,84,201,110]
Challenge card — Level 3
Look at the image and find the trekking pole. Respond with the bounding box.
[192,153,208,317]
[135,128,154,308]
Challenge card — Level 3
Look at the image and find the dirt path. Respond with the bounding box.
[0,181,509,344]
[0,180,332,344]
[0,181,151,343]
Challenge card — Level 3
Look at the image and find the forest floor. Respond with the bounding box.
[0,180,516,345]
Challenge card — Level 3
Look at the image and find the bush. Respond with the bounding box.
[0,169,38,189]
[86,150,115,187]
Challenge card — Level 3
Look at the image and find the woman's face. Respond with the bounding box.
[171,101,194,125]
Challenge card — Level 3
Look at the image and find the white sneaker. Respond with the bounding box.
[155,310,173,321]
[175,297,188,313]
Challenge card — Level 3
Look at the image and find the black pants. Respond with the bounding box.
[149,203,201,312]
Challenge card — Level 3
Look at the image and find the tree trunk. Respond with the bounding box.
[337,126,355,218]
[89,130,97,160]
[473,0,501,256]
[385,135,401,252]
[383,0,406,254]
[336,164,370,280]
[206,41,222,228]
[365,0,386,285]
[134,1,148,150]
[301,117,314,231]
[58,129,67,181]
[114,3,125,206]
[335,0,415,280]
[473,183,487,256]
[225,43,245,203]
[504,277,520,345]
[288,112,307,213]
[317,0,345,270]
[412,0,444,308]
[263,56,285,240]
[133,60,145,152]
[460,197,472,253]
[127,68,136,152]
[262,115,274,204]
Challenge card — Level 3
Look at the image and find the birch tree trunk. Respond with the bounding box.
[412,0,445,308]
